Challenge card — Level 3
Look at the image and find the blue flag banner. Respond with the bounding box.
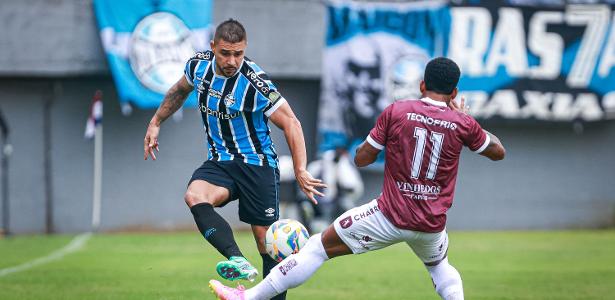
[319,0,450,153]
[93,0,213,109]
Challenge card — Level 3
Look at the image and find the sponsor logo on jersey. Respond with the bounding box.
[397,181,441,201]
[406,113,458,130]
[339,216,353,229]
[199,104,241,119]
[245,69,271,95]
[208,88,222,99]
[192,51,212,60]
[278,258,298,276]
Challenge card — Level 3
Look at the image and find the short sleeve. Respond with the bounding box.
[184,59,197,86]
[244,59,286,116]
[263,95,286,117]
[367,104,394,150]
[462,116,490,153]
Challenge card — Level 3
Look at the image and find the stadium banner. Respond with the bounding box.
[319,0,615,153]
[451,1,615,122]
[319,0,451,153]
[93,0,213,109]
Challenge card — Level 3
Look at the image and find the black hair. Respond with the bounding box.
[423,57,460,95]
[214,18,246,43]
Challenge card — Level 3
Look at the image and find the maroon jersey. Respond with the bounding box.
[367,98,489,232]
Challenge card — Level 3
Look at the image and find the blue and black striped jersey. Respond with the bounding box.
[184,50,285,168]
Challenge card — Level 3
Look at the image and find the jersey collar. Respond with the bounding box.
[420,97,447,107]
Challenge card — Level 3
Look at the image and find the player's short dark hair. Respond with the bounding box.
[214,19,247,43]
[424,57,460,95]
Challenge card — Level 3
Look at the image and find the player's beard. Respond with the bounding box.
[217,62,236,77]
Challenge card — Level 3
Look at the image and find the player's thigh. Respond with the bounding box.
[332,199,401,254]
[186,161,237,207]
[321,224,353,258]
[404,230,449,265]
[232,162,280,226]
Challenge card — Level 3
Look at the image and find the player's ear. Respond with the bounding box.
[450,88,458,100]
[210,40,215,51]
[419,80,426,94]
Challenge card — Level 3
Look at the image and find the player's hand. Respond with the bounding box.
[144,123,160,160]
[295,169,327,205]
[449,96,470,114]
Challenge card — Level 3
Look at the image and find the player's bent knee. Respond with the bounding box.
[184,190,213,207]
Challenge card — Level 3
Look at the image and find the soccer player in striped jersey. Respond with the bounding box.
[143,19,325,300]
[209,58,506,300]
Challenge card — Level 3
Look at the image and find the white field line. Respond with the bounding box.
[0,232,92,277]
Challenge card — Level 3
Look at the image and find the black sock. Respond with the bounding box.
[190,203,243,259]
[261,253,287,300]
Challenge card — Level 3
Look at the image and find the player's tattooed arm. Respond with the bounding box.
[480,130,506,161]
[153,76,193,125]
[144,76,192,160]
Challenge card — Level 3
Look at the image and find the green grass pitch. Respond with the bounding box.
[1,230,614,299]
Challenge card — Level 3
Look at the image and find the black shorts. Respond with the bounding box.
[189,160,280,226]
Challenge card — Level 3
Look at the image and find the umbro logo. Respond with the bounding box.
[265,208,275,217]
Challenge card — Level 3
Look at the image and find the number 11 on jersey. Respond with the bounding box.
[411,127,444,180]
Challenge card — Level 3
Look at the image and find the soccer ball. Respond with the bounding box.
[265,219,310,262]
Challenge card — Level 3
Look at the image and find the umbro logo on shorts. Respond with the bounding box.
[265,208,275,217]
[339,216,353,229]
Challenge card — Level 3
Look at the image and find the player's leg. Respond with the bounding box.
[213,161,282,286]
[407,230,463,300]
[186,179,244,258]
[249,199,397,300]
[187,162,257,281]
[231,162,290,298]
[251,224,287,300]
[210,226,350,300]
[210,199,397,300]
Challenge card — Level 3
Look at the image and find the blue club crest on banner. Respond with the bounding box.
[93,0,213,109]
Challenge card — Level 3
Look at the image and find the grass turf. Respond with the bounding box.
[1,230,614,299]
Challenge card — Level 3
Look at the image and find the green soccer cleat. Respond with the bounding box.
[216,256,259,282]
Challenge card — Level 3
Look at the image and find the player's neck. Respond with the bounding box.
[422,92,451,104]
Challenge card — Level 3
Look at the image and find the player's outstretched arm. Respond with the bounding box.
[354,141,381,167]
[449,96,505,161]
[143,76,193,160]
[270,103,327,204]
[480,130,506,161]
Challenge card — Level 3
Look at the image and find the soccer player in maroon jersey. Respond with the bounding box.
[210,57,506,300]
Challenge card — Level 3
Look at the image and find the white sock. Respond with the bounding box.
[426,257,464,300]
[245,233,329,300]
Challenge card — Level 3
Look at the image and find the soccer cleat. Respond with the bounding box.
[209,279,245,300]
[216,256,258,282]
